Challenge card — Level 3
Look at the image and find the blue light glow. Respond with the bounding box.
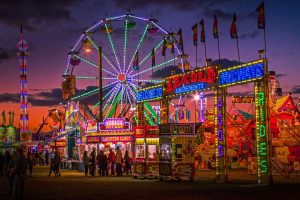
[175,83,206,94]
[137,87,163,102]
[219,63,264,86]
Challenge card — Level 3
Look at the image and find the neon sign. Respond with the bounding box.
[101,136,133,143]
[231,96,255,103]
[164,66,217,96]
[219,61,264,87]
[137,85,163,102]
[101,118,129,130]
[86,136,100,143]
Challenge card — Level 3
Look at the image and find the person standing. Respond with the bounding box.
[82,151,89,176]
[26,151,33,177]
[48,152,56,177]
[116,147,123,176]
[4,151,11,176]
[90,148,96,176]
[0,152,4,177]
[124,150,132,175]
[97,150,107,176]
[45,151,49,165]
[108,149,116,176]
[8,152,16,196]
[54,151,61,177]
[12,148,28,200]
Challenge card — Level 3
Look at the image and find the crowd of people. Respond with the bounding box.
[83,147,132,177]
[0,148,32,200]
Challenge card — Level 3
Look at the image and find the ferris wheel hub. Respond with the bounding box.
[117,73,127,82]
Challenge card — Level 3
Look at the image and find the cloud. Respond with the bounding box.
[240,30,259,40]
[0,46,15,63]
[211,58,241,68]
[152,65,182,79]
[0,0,80,30]
[291,85,300,94]
[276,73,287,78]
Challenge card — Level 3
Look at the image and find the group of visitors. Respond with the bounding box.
[0,148,30,200]
[82,147,132,177]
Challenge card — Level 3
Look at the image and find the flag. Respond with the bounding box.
[177,28,184,51]
[199,19,205,43]
[171,40,175,54]
[256,2,265,29]
[133,51,139,70]
[151,48,155,67]
[191,23,198,46]
[230,13,238,39]
[213,15,218,39]
[162,37,167,56]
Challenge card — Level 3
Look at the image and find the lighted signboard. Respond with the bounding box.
[232,96,255,103]
[137,85,163,102]
[159,123,195,136]
[101,136,133,143]
[164,66,217,97]
[218,60,264,87]
[0,126,5,142]
[86,136,101,143]
[50,139,66,147]
[133,126,145,138]
[5,125,16,143]
[100,118,129,130]
[146,126,159,137]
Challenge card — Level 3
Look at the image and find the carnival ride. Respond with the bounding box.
[62,13,188,128]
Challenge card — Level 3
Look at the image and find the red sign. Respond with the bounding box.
[165,66,217,95]
[146,126,159,137]
[50,139,66,147]
[86,136,101,143]
[133,126,145,138]
[101,136,133,143]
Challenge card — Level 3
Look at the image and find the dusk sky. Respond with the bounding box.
[0,0,300,131]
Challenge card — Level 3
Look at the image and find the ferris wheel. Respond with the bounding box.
[63,14,186,124]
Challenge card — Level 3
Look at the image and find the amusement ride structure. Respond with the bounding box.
[62,14,188,127]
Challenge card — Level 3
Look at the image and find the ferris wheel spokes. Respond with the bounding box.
[74,54,117,77]
[125,24,149,74]
[102,83,121,114]
[86,36,120,74]
[132,57,177,78]
[104,84,123,118]
[123,18,129,73]
[92,85,117,109]
[104,23,122,72]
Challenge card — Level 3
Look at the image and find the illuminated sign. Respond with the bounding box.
[133,126,145,138]
[101,118,129,130]
[159,123,195,135]
[146,126,159,136]
[5,125,16,143]
[50,139,66,147]
[218,60,264,87]
[232,96,255,103]
[101,136,133,143]
[164,66,217,97]
[86,136,101,143]
[137,85,163,102]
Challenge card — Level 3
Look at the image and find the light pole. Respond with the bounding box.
[194,93,200,123]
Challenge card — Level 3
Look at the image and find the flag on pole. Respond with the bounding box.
[177,28,184,51]
[171,39,175,54]
[162,37,167,56]
[151,48,155,67]
[230,13,238,39]
[199,19,205,43]
[191,23,198,46]
[213,15,219,39]
[256,2,265,29]
[133,51,139,70]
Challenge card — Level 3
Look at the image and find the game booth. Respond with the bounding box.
[158,123,196,181]
[133,126,159,179]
